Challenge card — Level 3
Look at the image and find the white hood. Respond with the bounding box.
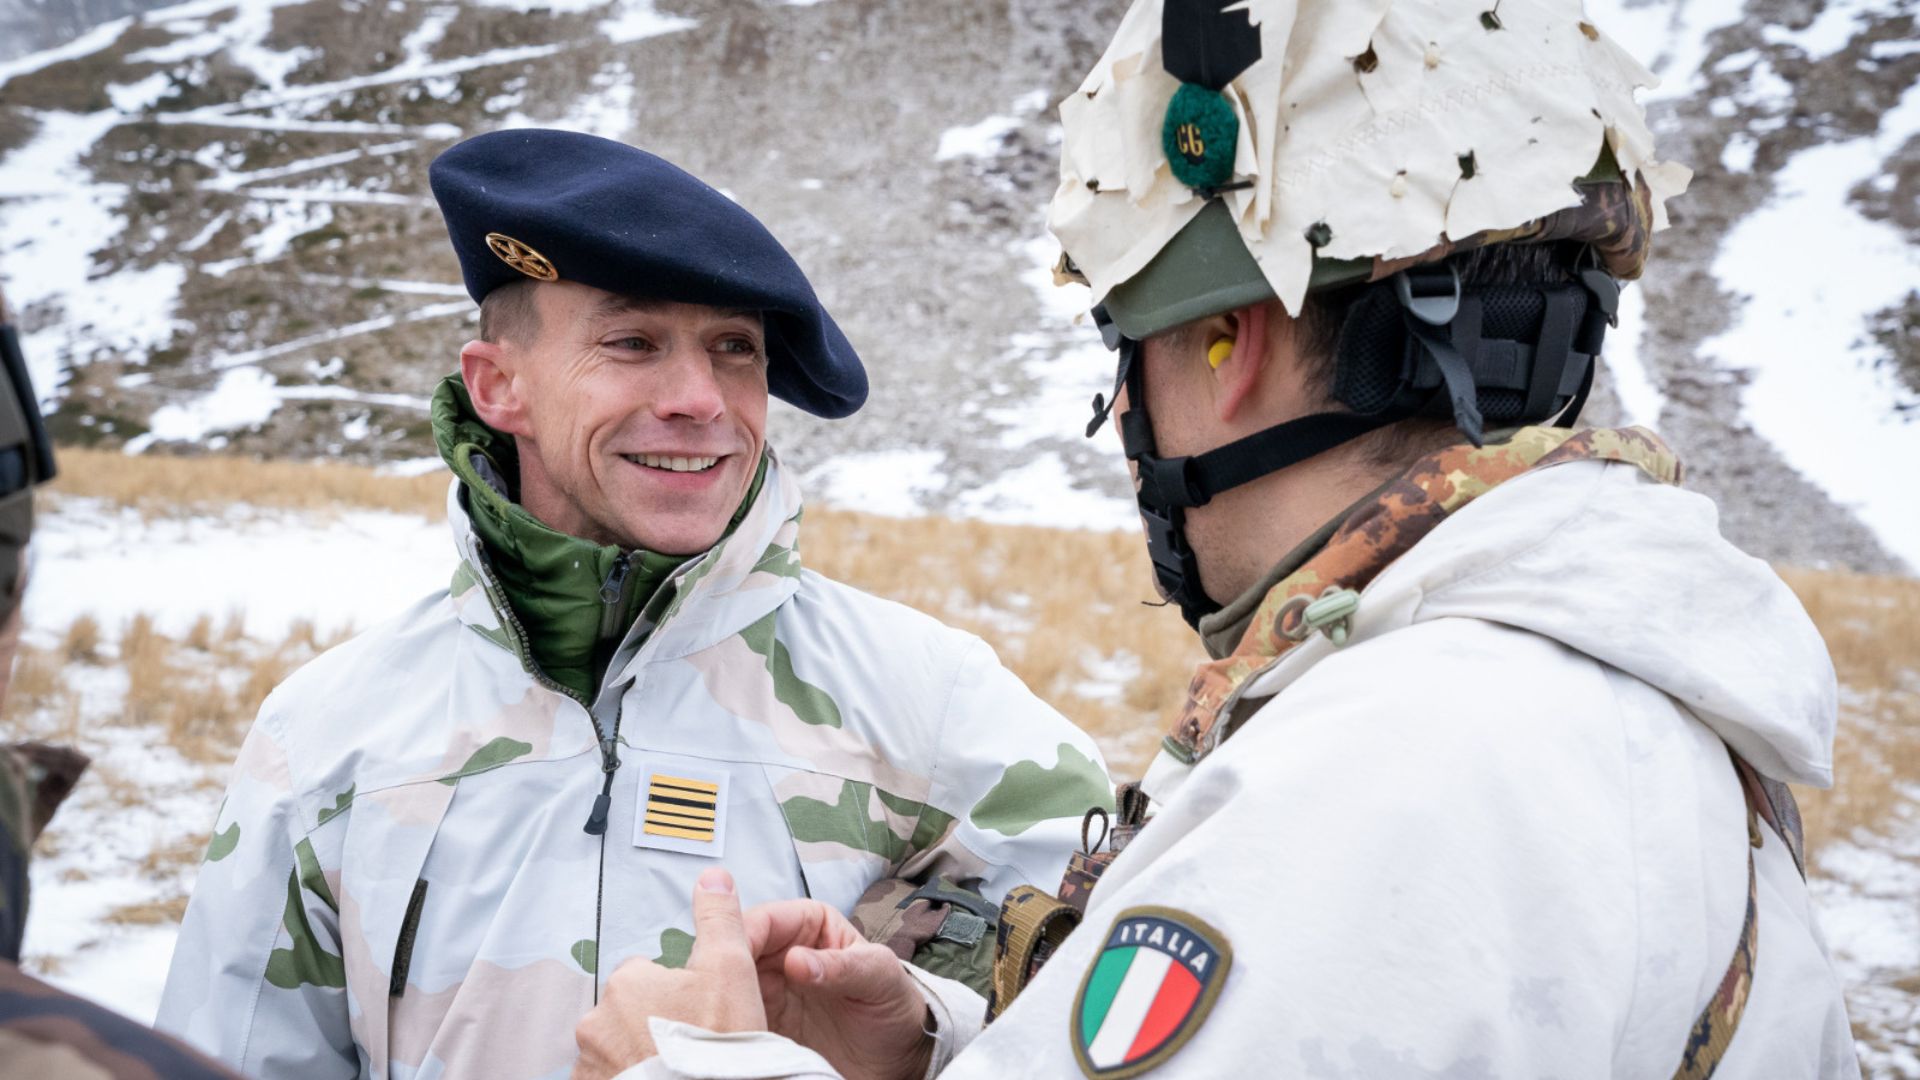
[1267,458,1838,787]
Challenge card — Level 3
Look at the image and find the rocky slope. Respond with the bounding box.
[0,0,1915,569]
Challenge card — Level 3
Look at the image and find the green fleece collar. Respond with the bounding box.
[431,375,765,701]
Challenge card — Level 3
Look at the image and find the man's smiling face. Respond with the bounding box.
[464,281,770,555]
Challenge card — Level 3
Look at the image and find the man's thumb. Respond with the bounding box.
[787,942,906,1004]
[686,868,752,974]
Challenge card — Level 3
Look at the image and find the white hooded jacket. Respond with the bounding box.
[630,454,1860,1078]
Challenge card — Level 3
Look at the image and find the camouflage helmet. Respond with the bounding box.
[1048,0,1691,340]
[1052,0,1690,629]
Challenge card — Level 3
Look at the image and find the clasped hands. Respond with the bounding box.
[572,868,936,1080]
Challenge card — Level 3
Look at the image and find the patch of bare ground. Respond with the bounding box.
[1867,290,1920,410]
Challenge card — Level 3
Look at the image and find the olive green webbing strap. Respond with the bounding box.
[1674,749,1804,1080]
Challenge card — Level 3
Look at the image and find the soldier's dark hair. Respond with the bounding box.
[1294,242,1580,466]
[479,280,542,347]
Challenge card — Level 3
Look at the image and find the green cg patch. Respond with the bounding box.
[1072,906,1231,1079]
[1162,83,1237,192]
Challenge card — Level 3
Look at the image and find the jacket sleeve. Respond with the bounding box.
[863,638,1110,995]
[904,637,1114,895]
[156,704,358,1078]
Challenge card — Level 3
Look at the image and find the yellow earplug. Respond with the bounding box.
[1208,338,1235,369]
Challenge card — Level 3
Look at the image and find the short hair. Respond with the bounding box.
[478,280,541,346]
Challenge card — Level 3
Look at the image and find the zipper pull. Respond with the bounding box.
[598,553,633,641]
[583,737,621,836]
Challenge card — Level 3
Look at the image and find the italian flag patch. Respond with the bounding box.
[1072,906,1232,1078]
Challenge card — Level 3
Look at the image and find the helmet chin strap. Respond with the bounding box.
[1085,259,1610,631]
[1087,309,1396,629]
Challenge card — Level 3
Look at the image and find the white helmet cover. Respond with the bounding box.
[1048,0,1693,315]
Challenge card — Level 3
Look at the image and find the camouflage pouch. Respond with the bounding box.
[848,875,999,997]
[987,782,1150,1021]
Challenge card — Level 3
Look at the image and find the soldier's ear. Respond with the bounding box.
[460,340,534,438]
[1214,302,1270,424]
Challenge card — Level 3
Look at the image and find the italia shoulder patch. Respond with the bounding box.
[1072,906,1231,1078]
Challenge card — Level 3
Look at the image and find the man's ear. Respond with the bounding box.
[459,340,534,438]
[1213,302,1271,424]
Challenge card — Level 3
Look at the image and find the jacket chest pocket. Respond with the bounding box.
[336,780,458,1080]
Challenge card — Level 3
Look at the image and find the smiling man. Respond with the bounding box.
[155,129,1112,1079]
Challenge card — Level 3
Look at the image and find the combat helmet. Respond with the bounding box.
[1053,0,1690,626]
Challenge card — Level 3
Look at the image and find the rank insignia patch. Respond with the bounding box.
[633,766,728,858]
[1072,906,1231,1079]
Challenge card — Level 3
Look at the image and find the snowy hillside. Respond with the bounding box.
[0,0,1915,565]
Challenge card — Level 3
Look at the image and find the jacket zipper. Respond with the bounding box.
[585,553,632,835]
[466,546,640,1002]
[596,553,632,642]
[472,547,632,832]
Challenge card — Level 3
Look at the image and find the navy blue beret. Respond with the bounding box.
[429,129,866,419]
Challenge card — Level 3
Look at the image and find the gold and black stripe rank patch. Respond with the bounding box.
[643,773,720,842]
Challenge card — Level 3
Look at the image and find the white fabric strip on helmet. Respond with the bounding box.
[1048,0,1692,315]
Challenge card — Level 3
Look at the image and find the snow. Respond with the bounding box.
[203,140,419,193]
[380,456,450,478]
[1760,0,1904,61]
[805,449,947,518]
[1721,131,1759,173]
[106,72,175,113]
[1071,649,1142,704]
[954,452,1138,532]
[1605,282,1666,428]
[24,497,453,640]
[599,1,699,45]
[0,17,133,90]
[1580,0,1750,102]
[0,110,154,405]
[134,367,283,447]
[1707,81,1920,572]
[935,114,1020,161]
[206,299,472,370]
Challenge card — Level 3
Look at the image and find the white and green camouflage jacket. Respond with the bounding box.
[155,454,1112,1079]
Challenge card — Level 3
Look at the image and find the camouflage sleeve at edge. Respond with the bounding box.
[155,708,358,1078]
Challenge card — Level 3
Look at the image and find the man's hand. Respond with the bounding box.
[747,899,933,1080]
[572,868,768,1079]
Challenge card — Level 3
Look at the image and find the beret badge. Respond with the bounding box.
[485,232,559,282]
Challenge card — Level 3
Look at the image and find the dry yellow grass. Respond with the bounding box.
[103,897,189,926]
[8,643,62,711]
[1780,570,1920,857]
[60,614,101,664]
[47,446,447,518]
[7,612,331,765]
[803,508,1202,765]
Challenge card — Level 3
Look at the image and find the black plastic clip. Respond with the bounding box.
[1393,264,1462,326]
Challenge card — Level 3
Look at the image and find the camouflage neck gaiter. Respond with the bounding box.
[1163,426,1682,766]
